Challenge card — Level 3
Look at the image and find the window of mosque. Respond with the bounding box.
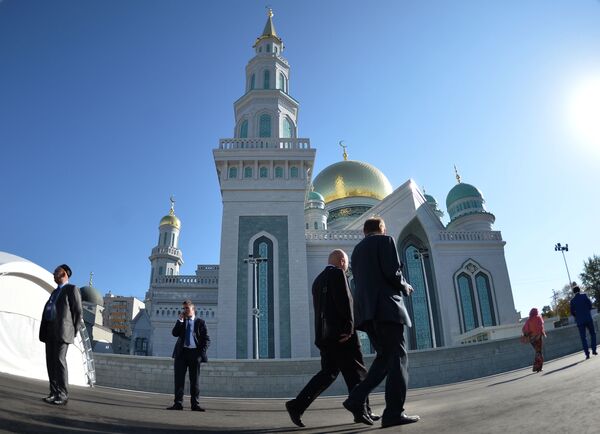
[404,245,433,349]
[244,167,253,178]
[250,74,255,90]
[212,311,215,318]
[476,273,496,327]
[314,221,318,230]
[306,223,309,229]
[257,241,271,357]
[239,120,248,138]
[228,167,238,179]
[259,114,271,137]
[159,266,164,276]
[259,167,268,178]
[258,46,262,52]
[263,70,270,89]
[275,166,284,178]
[266,43,271,52]
[282,117,293,138]
[290,166,299,178]
[457,273,478,332]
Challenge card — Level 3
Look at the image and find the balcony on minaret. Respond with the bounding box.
[218,137,310,150]
[149,246,182,260]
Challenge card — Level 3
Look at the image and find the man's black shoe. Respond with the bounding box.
[342,399,374,426]
[191,405,205,412]
[368,411,381,421]
[166,404,183,410]
[52,397,68,406]
[593,351,598,355]
[586,353,590,360]
[285,400,305,427]
[42,395,56,403]
[381,413,420,428]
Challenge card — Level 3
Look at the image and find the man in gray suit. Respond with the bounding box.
[39,264,82,405]
[343,217,420,428]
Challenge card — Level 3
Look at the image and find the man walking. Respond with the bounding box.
[285,250,379,427]
[167,299,210,411]
[570,285,597,359]
[343,217,420,428]
[39,264,82,405]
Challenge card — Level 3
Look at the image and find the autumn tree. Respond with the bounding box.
[580,255,600,307]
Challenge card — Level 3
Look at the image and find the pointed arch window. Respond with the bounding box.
[282,117,294,138]
[244,167,253,178]
[252,236,274,358]
[259,114,271,137]
[250,74,255,90]
[278,72,288,93]
[454,260,497,333]
[275,166,284,178]
[239,120,248,138]
[259,167,268,178]
[289,166,299,178]
[263,70,270,89]
[228,167,238,179]
[404,245,434,349]
[266,44,271,53]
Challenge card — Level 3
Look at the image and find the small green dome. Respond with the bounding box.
[80,286,104,307]
[308,191,325,202]
[446,183,483,209]
[424,193,437,205]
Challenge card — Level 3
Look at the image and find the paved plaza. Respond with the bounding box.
[0,351,598,433]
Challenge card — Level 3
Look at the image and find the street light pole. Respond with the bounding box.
[414,248,437,348]
[554,243,573,287]
[244,254,267,359]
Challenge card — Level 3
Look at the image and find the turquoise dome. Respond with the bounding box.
[80,286,104,307]
[424,193,437,205]
[445,183,483,210]
[308,191,325,202]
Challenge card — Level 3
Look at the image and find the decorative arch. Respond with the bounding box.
[282,116,295,138]
[247,231,280,358]
[259,113,272,138]
[239,119,248,138]
[263,69,270,89]
[453,259,498,333]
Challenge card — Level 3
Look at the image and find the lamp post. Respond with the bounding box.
[244,254,267,359]
[554,243,573,288]
[413,248,437,348]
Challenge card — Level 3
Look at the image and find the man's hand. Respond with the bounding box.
[178,313,185,321]
[405,284,414,295]
[338,334,351,343]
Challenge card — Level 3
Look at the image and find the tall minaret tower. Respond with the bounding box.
[213,10,315,359]
[148,197,183,284]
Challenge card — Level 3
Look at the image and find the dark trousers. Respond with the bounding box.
[45,341,69,399]
[347,322,408,421]
[577,321,597,355]
[291,334,367,413]
[174,348,201,406]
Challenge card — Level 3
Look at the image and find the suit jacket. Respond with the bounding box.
[312,265,354,348]
[171,317,210,363]
[351,234,412,330]
[39,284,83,344]
[570,293,593,326]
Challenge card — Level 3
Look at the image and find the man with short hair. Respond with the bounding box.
[570,285,598,359]
[167,299,210,411]
[285,249,379,427]
[39,264,82,405]
[343,217,420,428]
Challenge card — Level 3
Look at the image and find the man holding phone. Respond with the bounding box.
[166,299,210,411]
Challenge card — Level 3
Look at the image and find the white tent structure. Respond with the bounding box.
[0,252,93,386]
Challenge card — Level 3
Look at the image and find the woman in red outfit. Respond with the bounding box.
[522,308,546,372]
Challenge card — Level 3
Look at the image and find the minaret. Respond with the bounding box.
[213,10,315,359]
[148,197,183,284]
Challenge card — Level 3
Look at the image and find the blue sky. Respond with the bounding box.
[2,0,600,316]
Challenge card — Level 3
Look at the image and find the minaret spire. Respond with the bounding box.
[169,195,176,215]
[89,271,94,287]
[454,165,461,184]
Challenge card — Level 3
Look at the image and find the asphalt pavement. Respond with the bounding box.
[0,350,598,433]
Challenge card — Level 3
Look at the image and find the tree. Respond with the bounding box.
[541,305,554,318]
[556,298,571,318]
[580,255,600,307]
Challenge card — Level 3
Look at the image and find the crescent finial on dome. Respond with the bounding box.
[454,165,461,184]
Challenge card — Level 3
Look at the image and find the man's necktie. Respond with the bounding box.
[185,319,191,347]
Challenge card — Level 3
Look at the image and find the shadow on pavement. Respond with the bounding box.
[542,362,579,376]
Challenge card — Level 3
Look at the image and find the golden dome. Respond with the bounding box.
[159,213,180,230]
[312,160,393,204]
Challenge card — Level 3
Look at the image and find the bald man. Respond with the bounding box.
[285,250,378,427]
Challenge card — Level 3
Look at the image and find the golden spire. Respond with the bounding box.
[169,195,176,216]
[339,140,348,161]
[454,165,461,184]
[89,271,94,287]
[267,6,273,18]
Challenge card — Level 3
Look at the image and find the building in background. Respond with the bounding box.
[103,292,145,337]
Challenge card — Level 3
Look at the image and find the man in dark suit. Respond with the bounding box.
[39,264,82,405]
[570,285,598,359]
[285,250,379,427]
[343,217,420,428]
[167,299,210,411]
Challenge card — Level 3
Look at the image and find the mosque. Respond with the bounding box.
[144,10,518,359]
